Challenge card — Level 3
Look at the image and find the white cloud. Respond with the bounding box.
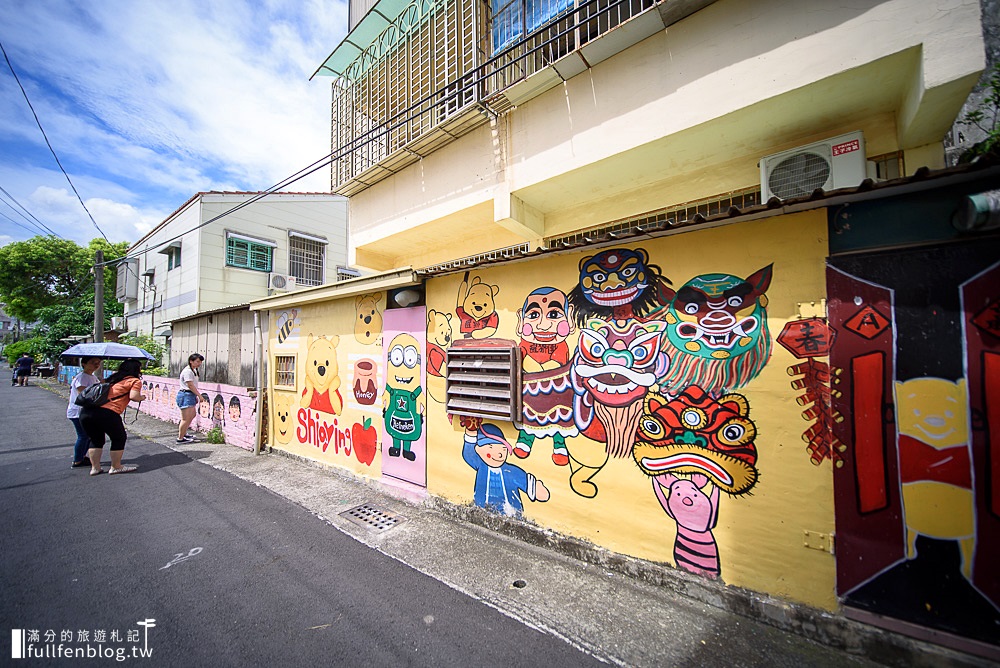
[0,0,348,246]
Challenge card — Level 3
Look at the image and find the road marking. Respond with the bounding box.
[160,547,203,570]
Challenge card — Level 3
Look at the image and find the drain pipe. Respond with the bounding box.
[253,310,264,456]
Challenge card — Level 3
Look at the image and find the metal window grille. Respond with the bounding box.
[869,151,904,181]
[226,238,273,272]
[274,355,296,387]
[289,236,325,287]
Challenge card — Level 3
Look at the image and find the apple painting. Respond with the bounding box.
[352,417,378,466]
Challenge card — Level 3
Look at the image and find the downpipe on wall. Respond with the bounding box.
[254,310,264,455]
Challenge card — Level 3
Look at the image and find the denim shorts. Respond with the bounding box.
[176,389,198,409]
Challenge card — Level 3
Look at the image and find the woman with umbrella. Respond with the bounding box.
[80,359,146,475]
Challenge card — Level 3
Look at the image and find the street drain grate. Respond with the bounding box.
[339,503,405,532]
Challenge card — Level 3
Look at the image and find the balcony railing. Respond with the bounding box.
[327,0,662,195]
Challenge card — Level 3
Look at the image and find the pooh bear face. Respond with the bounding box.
[386,332,422,392]
[426,309,453,347]
[895,377,968,449]
[305,334,341,394]
[462,277,498,321]
[273,392,294,444]
[354,293,384,345]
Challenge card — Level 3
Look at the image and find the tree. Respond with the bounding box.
[0,236,128,325]
[959,62,1000,163]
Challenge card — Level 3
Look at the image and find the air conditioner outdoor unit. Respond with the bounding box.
[111,316,127,331]
[268,273,297,292]
[760,131,867,201]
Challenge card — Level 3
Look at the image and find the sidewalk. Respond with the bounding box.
[37,377,991,667]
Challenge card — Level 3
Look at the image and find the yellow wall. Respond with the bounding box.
[268,211,837,610]
[425,212,836,610]
[267,294,386,476]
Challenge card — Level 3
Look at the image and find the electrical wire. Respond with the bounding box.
[0,185,61,237]
[0,38,111,244]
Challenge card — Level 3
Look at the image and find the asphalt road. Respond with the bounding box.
[0,377,607,667]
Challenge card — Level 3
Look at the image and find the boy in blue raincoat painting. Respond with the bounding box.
[462,417,550,515]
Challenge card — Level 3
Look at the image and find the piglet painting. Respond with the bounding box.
[652,472,720,578]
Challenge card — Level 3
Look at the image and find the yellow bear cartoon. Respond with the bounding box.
[426,308,452,403]
[300,334,343,415]
[272,392,295,445]
[456,271,499,339]
[354,293,384,345]
[895,377,974,579]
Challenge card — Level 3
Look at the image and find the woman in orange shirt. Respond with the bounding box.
[80,359,146,476]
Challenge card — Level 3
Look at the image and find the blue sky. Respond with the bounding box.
[0,0,347,247]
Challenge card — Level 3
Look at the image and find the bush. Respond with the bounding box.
[5,338,45,365]
[206,427,225,444]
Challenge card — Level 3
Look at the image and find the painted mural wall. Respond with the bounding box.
[262,212,835,609]
[60,366,257,451]
[424,212,837,610]
[267,298,387,476]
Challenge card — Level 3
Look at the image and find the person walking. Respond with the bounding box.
[67,356,102,468]
[176,353,204,443]
[14,352,34,386]
[81,359,146,476]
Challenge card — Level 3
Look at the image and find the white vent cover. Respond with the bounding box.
[268,273,297,291]
[760,131,867,201]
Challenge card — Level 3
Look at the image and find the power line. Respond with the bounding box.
[0,185,61,237]
[0,38,111,244]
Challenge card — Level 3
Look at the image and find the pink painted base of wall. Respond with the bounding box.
[139,378,257,452]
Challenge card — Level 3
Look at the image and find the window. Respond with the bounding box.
[288,232,326,287]
[226,235,274,272]
[157,242,182,272]
[274,355,297,388]
[492,0,574,54]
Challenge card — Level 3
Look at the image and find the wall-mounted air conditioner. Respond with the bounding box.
[760,131,867,201]
[111,316,127,331]
[268,273,297,292]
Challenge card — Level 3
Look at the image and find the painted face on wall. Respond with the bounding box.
[579,249,649,308]
[634,385,759,495]
[386,333,422,392]
[661,265,773,394]
[519,287,572,345]
[573,318,668,407]
[199,395,211,418]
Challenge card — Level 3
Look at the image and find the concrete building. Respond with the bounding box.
[118,191,349,339]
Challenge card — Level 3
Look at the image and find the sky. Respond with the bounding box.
[0,0,348,248]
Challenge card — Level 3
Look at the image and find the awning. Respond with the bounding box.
[249,267,420,311]
[311,0,437,81]
[157,241,181,254]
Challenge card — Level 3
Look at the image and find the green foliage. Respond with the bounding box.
[5,338,45,365]
[205,426,225,444]
[143,366,169,377]
[0,236,128,337]
[118,333,166,367]
[959,62,1000,163]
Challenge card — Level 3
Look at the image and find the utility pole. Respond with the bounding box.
[94,250,104,343]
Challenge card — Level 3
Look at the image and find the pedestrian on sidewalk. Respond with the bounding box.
[15,352,34,386]
[67,356,102,468]
[81,359,146,475]
[176,353,204,443]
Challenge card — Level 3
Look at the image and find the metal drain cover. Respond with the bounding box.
[339,503,405,532]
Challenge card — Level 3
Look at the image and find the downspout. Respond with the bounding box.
[253,310,265,455]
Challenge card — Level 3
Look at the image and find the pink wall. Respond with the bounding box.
[139,377,257,451]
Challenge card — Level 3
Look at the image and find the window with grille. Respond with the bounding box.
[492,0,574,54]
[289,234,326,287]
[226,237,273,272]
[274,355,296,388]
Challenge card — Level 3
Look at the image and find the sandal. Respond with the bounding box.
[90,469,104,476]
[108,465,138,475]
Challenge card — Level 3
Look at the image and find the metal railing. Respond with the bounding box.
[329,0,657,192]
